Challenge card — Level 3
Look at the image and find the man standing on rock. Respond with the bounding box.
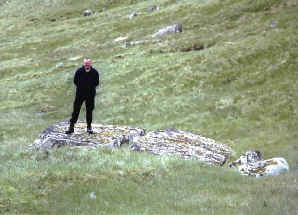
[66,58,99,134]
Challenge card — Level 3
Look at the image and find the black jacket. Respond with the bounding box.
[74,66,99,97]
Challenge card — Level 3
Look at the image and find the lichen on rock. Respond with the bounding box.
[130,129,231,166]
[228,150,290,177]
[30,121,232,166]
[29,121,145,150]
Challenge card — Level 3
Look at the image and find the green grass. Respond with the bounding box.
[0,0,298,214]
[0,145,297,215]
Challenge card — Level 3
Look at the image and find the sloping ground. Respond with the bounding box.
[0,0,297,214]
[0,0,297,158]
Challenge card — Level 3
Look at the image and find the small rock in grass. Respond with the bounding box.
[152,24,182,38]
[228,150,290,177]
[148,5,160,13]
[83,10,93,16]
[129,12,137,19]
[89,192,96,199]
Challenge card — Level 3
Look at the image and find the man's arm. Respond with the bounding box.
[94,69,99,87]
[74,69,80,86]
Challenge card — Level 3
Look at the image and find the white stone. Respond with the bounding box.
[89,192,96,199]
[69,56,82,61]
[152,24,182,38]
[129,12,137,19]
[124,40,148,48]
[256,157,289,178]
[114,36,128,42]
[55,62,64,68]
[83,10,93,16]
[229,151,289,177]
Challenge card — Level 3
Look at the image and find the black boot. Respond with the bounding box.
[87,124,93,134]
[65,123,74,134]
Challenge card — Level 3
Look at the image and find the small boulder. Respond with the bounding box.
[55,62,64,68]
[68,56,82,61]
[152,24,182,38]
[129,12,137,19]
[114,36,128,42]
[124,40,148,48]
[148,5,160,13]
[83,10,93,16]
[229,150,290,177]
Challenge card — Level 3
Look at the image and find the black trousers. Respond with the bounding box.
[70,94,95,126]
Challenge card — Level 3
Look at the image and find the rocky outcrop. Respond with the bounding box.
[228,150,290,177]
[30,121,145,150]
[30,121,231,166]
[131,129,231,166]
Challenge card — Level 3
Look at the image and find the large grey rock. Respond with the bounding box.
[228,150,290,177]
[30,121,145,150]
[130,129,231,166]
[152,24,182,38]
[30,121,232,166]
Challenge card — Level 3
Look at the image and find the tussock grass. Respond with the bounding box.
[0,0,298,214]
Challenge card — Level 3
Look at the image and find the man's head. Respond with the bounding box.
[83,58,92,72]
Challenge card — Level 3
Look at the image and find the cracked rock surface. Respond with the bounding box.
[30,121,231,166]
[30,121,145,150]
[131,129,231,166]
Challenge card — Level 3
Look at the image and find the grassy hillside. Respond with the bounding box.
[0,0,297,214]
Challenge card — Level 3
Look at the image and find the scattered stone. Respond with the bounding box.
[228,150,290,177]
[55,62,64,68]
[148,5,160,13]
[8,25,15,30]
[102,8,107,12]
[152,24,182,38]
[89,192,96,200]
[270,21,278,28]
[129,12,137,19]
[69,56,82,61]
[124,40,149,48]
[131,129,231,166]
[83,10,93,16]
[114,36,128,42]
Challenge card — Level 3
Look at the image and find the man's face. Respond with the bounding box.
[84,64,91,72]
[83,59,92,72]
